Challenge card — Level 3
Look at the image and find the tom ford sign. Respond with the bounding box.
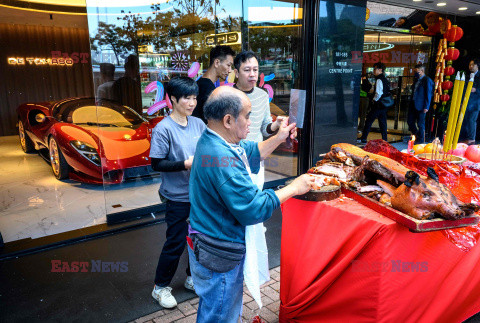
[363,42,394,53]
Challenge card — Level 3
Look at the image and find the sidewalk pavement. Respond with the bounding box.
[132,267,281,323]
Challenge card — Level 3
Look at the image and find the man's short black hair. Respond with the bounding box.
[373,62,386,73]
[234,51,258,71]
[471,59,480,68]
[209,45,235,66]
[415,63,425,71]
[166,76,199,101]
[100,63,115,78]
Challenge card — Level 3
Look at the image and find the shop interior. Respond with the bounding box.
[2,0,480,252]
[0,0,301,249]
[358,1,480,144]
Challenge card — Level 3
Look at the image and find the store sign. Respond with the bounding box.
[329,50,353,74]
[205,32,241,47]
[363,42,394,53]
[8,57,75,66]
[8,51,89,66]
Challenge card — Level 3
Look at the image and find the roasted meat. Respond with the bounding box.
[390,169,480,220]
[327,143,420,185]
[309,162,355,182]
[316,144,480,221]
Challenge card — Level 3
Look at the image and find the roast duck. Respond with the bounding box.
[308,143,479,221]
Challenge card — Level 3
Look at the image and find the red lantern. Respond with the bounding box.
[445,48,460,61]
[425,12,440,27]
[442,80,453,90]
[440,94,450,102]
[444,66,455,76]
[440,19,452,34]
[445,25,464,42]
[428,22,441,34]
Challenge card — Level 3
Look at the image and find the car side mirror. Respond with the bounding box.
[35,113,46,123]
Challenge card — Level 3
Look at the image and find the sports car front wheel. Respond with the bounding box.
[18,119,35,153]
[49,137,69,180]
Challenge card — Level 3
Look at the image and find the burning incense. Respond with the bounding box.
[452,76,475,150]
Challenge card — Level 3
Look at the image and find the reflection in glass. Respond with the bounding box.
[313,1,366,164]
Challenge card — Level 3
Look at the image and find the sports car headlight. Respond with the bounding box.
[70,140,101,166]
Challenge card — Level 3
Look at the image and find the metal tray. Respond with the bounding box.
[341,187,480,233]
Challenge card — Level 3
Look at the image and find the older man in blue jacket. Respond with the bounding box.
[408,63,434,143]
[188,86,313,322]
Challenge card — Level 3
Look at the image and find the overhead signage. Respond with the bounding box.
[7,51,89,66]
[8,57,74,66]
[205,32,241,47]
[363,42,394,53]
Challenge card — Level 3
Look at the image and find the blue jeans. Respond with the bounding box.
[187,246,244,322]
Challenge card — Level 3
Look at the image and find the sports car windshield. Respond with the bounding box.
[54,99,145,127]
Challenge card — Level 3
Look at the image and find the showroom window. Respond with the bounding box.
[0,0,304,251]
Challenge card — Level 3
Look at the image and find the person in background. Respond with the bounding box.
[113,54,142,114]
[233,50,285,188]
[193,45,235,123]
[460,59,480,145]
[358,62,390,144]
[188,86,313,322]
[407,63,434,144]
[96,63,115,102]
[394,16,408,28]
[149,77,206,309]
[358,73,372,131]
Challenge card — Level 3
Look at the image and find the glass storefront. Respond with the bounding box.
[3,0,469,253]
[363,30,433,140]
[0,0,304,250]
[312,0,366,163]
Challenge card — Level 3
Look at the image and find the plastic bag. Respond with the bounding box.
[244,223,270,309]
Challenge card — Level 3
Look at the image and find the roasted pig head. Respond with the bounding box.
[390,168,479,220]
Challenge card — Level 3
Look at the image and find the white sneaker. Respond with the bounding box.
[184,276,195,292]
[152,286,177,309]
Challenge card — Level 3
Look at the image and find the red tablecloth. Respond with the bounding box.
[280,197,480,322]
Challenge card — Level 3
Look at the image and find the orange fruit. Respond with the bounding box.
[424,143,434,153]
[413,144,425,155]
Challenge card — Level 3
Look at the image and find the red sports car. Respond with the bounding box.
[17,97,164,184]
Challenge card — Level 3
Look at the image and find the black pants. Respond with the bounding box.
[460,108,480,141]
[358,97,370,130]
[154,199,191,287]
[361,102,388,141]
[407,104,426,143]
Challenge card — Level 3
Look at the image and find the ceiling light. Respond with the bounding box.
[437,2,447,6]
[413,0,422,2]
[459,7,468,10]
[476,11,480,14]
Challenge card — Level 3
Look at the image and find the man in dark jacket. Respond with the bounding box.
[461,59,480,144]
[358,62,390,143]
[407,63,434,144]
[193,45,235,123]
